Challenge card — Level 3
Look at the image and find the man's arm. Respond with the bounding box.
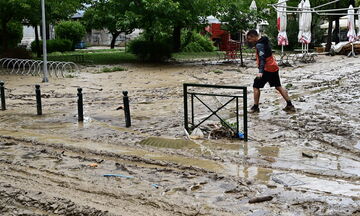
[256,43,266,74]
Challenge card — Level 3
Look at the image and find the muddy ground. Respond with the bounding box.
[0,55,360,216]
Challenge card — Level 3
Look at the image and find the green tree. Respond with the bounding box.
[0,0,32,51]
[83,0,136,49]
[55,21,86,48]
[220,2,263,66]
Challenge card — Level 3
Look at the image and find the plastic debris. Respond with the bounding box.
[103,174,134,179]
[88,163,98,168]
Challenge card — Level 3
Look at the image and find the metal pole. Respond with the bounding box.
[183,84,189,132]
[191,93,194,127]
[236,97,239,135]
[35,85,42,115]
[0,81,6,111]
[243,88,248,142]
[41,0,49,83]
[77,88,84,122]
[123,91,131,127]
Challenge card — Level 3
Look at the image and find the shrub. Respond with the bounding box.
[181,31,215,52]
[0,22,23,50]
[31,39,73,54]
[0,47,32,59]
[128,38,172,62]
[55,21,86,48]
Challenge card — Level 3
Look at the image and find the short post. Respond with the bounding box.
[77,88,84,122]
[243,88,248,142]
[35,84,42,115]
[0,81,5,111]
[123,91,131,127]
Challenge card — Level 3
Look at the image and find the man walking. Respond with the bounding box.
[246,30,295,113]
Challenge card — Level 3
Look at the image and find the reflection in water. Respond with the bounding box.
[238,143,280,183]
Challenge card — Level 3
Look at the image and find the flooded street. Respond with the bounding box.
[0,55,360,215]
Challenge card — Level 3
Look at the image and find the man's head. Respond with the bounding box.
[246,30,260,45]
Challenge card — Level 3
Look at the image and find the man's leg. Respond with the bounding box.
[275,86,290,102]
[253,87,261,105]
[275,86,295,111]
[250,87,261,113]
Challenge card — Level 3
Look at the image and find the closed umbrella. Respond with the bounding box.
[249,0,259,32]
[277,0,288,54]
[250,0,257,11]
[347,5,356,42]
[298,0,304,45]
[357,9,360,40]
[347,5,356,56]
[300,0,312,52]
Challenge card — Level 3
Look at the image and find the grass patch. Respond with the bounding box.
[173,51,220,60]
[101,66,127,73]
[212,69,223,74]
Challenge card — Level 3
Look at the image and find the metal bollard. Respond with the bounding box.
[122,91,131,127]
[35,84,42,115]
[0,81,5,111]
[77,88,84,122]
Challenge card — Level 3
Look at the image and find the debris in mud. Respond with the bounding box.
[302,151,317,158]
[88,163,98,168]
[209,126,234,139]
[248,196,274,204]
[190,128,204,139]
[103,174,134,179]
[271,173,305,187]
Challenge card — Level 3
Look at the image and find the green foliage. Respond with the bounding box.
[101,66,127,73]
[55,21,86,47]
[82,0,136,38]
[182,31,214,52]
[0,47,32,59]
[220,2,263,35]
[31,39,73,54]
[128,38,172,62]
[0,22,23,50]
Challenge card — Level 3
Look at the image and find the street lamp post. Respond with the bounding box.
[41,0,49,82]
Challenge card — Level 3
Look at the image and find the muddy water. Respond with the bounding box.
[1,56,360,215]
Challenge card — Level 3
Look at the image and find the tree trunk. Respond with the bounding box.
[110,32,120,49]
[34,25,41,58]
[240,31,244,67]
[172,25,181,53]
[334,17,340,44]
[326,17,333,52]
[1,21,8,51]
[46,24,50,40]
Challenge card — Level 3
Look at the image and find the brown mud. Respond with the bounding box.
[0,55,360,215]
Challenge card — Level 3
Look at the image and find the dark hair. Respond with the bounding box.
[246,30,259,37]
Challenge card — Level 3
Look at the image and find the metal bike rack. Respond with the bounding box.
[0,58,79,78]
[184,83,248,141]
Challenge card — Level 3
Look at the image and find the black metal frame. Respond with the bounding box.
[184,83,248,141]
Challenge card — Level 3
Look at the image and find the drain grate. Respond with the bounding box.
[271,173,305,187]
[139,137,198,149]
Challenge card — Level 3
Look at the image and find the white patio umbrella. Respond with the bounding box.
[347,5,356,56]
[277,0,288,54]
[357,9,360,40]
[300,0,312,53]
[298,0,304,45]
[249,0,260,33]
[250,0,257,11]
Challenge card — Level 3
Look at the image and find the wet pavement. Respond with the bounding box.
[0,55,360,215]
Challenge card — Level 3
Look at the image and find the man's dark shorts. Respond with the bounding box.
[253,71,281,89]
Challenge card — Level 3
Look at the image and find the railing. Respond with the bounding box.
[184,83,248,141]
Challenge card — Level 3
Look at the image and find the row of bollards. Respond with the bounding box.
[0,81,131,127]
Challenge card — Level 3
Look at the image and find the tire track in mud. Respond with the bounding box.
[0,136,246,216]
